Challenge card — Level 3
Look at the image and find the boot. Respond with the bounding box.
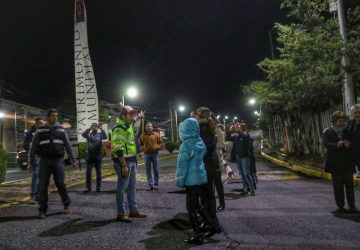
[185,212,203,245]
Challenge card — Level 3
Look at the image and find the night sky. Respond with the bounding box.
[0,0,288,123]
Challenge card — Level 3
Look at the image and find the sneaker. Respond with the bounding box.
[146,186,154,191]
[154,185,159,190]
[217,204,225,211]
[348,207,359,214]
[83,188,91,193]
[96,188,101,192]
[249,191,255,196]
[28,197,36,204]
[335,208,347,214]
[129,211,147,218]
[38,211,46,219]
[116,215,132,223]
[63,206,70,214]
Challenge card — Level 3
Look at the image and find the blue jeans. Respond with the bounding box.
[144,153,160,186]
[86,156,102,190]
[235,155,255,192]
[38,158,71,212]
[30,157,40,197]
[114,159,138,216]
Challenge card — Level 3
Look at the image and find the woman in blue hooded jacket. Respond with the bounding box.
[176,118,207,244]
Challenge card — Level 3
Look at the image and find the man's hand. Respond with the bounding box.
[122,166,129,178]
[344,140,351,148]
[71,161,79,169]
[27,163,33,173]
[337,140,345,148]
[138,111,145,119]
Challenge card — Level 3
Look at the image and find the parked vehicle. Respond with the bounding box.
[16,150,28,170]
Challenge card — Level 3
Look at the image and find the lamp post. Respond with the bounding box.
[175,105,186,142]
[121,87,138,106]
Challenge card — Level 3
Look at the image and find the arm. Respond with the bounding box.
[100,129,107,140]
[28,130,39,164]
[111,127,129,177]
[63,131,76,161]
[157,134,164,150]
[175,144,190,188]
[81,128,91,140]
[322,129,340,150]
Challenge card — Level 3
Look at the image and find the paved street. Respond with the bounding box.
[0,154,360,250]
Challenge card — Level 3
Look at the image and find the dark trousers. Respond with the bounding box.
[213,171,225,206]
[331,173,355,209]
[200,173,219,228]
[86,156,102,190]
[186,185,202,234]
[38,158,71,212]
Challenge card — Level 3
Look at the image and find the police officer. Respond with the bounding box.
[112,105,147,222]
[28,109,77,218]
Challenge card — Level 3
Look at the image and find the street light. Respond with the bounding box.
[249,98,256,105]
[216,115,221,119]
[122,86,139,106]
[175,105,186,142]
[225,116,229,120]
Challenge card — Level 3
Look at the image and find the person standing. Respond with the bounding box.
[28,109,77,218]
[176,118,208,245]
[82,122,107,193]
[227,123,255,196]
[347,104,360,176]
[25,117,45,204]
[112,105,147,223]
[196,107,222,238]
[211,113,226,211]
[139,122,163,191]
[324,111,357,214]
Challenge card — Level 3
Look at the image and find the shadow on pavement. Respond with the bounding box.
[332,211,360,223]
[0,212,62,223]
[167,189,186,194]
[38,218,114,237]
[72,190,117,195]
[140,213,220,250]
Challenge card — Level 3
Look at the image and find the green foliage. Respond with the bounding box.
[250,0,360,117]
[0,144,8,183]
[165,141,180,154]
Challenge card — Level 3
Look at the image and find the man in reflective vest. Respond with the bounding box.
[112,105,147,222]
[28,109,77,218]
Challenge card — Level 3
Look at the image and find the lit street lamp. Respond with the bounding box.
[122,86,138,106]
[175,105,186,142]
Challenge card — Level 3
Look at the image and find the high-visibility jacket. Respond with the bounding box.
[111,118,137,158]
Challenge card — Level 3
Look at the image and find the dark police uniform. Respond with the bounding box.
[29,122,75,213]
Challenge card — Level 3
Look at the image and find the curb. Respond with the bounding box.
[0,154,177,209]
[261,151,360,186]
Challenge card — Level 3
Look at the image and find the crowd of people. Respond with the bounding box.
[23,103,359,245]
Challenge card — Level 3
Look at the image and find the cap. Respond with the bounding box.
[120,105,140,116]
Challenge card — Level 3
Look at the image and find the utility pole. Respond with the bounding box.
[169,102,174,142]
[268,30,275,60]
[331,0,356,114]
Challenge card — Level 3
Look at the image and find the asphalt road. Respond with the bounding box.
[0,154,360,250]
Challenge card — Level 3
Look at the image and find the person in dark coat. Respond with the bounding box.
[347,104,360,174]
[323,111,358,214]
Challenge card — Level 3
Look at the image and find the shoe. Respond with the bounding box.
[249,191,255,196]
[96,188,101,192]
[154,185,159,190]
[38,211,46,219]
[240,190,248,195]
[29,197,36,204]
[63,206,70,214]
[116,215,132,223]
[146,186,154,191]
[203,226,222,238]
[217,204,225,211]
[129,211,147,218]
[335,208,347,214]
[83,189,91,193]
[348,207,359,214]
[184,234,203,244]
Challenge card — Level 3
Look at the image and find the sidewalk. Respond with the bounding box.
[0,153,177,209]
[261,150,360,186]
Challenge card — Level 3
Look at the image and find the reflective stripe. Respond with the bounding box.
[39,140,50,145]
[57,129,65,132]
[113,143,125,148]
[37,129,50,132]
[124,153,136,158]
[112,133,127,141]
[53,139,64,144]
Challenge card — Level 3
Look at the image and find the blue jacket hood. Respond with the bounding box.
[179,118,200,141]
